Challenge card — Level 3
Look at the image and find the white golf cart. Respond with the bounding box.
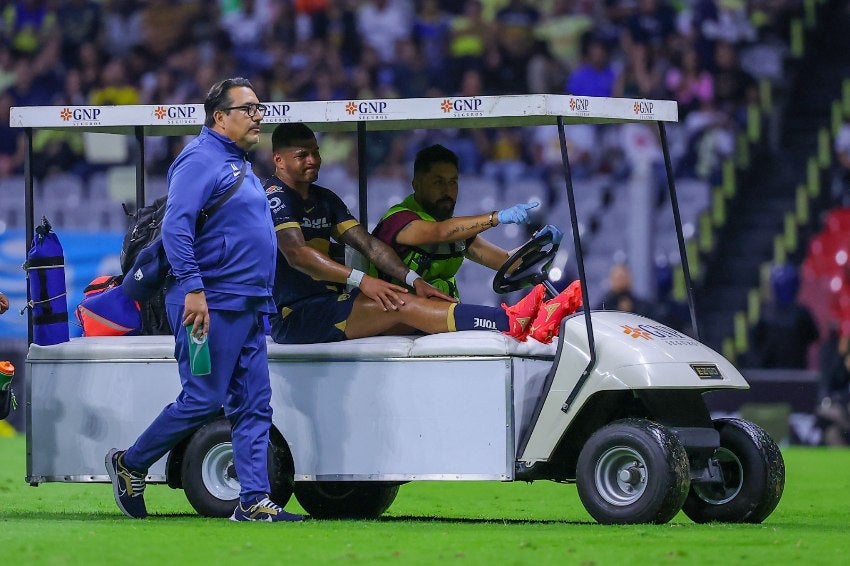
[12,95,784,524]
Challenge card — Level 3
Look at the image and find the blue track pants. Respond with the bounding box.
[124,305,272,502]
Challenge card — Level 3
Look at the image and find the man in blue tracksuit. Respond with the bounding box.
[105,77,303,522]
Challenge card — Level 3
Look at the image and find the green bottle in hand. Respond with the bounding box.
[187,327,211,376]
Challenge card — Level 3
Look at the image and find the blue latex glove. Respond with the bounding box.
[497,202,539,225]
[536,224,563,244]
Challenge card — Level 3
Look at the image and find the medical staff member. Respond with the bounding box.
[106,78,302,523]
[371,144,563,300]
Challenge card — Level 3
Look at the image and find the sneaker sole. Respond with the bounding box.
[105,448,146,519]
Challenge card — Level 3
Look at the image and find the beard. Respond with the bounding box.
[424,197,455,221]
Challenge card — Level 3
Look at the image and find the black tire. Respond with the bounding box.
[576,418,690,524]
[181,418,295,518]
[682,418,785,524]
[294,481,399,519]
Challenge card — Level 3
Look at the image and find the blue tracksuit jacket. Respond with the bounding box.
[162,126,275,309]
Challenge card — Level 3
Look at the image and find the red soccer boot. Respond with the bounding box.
[501,283,546,341]
[528,280,583,344]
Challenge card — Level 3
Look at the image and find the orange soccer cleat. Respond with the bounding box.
[501,283,546,341]
[528,280,583,344]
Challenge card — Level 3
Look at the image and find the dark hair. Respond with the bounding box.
[204,77,255,127]
[271,122,317,151]
[413,144,458,177]
[579,31,607,59]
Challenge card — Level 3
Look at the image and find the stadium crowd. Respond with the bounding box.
[0,0,799,198]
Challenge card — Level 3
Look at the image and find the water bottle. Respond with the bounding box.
[186,327,211,376]
[0,361,13,391]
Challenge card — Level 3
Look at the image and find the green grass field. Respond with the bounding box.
[0,435,847,565]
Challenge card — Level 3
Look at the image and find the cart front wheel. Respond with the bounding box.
[294,481,399,519]
[181,418,295,518]
[682,418,785,523]
[576,419,690,524]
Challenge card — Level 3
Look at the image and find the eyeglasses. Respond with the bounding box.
[221,103,268,117]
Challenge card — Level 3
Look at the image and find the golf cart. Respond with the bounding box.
[12,94,784,524]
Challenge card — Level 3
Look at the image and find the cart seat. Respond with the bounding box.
[27,331,557,361]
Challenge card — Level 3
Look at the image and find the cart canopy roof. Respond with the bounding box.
[11,94,677,135]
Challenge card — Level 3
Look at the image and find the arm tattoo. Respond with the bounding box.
[445,219,489,240]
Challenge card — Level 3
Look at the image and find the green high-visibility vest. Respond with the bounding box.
[371,195,467,300]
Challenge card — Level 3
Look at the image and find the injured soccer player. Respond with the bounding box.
[264,123,582,345]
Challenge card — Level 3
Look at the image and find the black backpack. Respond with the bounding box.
[121,196,170,335]
[118,161,247,335]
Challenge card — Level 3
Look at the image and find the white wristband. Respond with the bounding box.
[405,270,421,287]
[347,268,365,288]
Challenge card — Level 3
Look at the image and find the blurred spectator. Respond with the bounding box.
[220,0,273,75]
[566,32,616,97]
[104,0,143,57]
[356,0,412,64]
[622,0,677,58]
[677,98,735,183]
[141,69,187,106]
[814,328,850,445]
[594,0,635,52]
[712,40,757,126]
[30,128,86,181]
[493,0,541,94]
[294,0,329,15]
[832,119,850,206]
[596,263,654,315]
[1,0,57,57]
[403,68,488,175]
[690,0,755,68]
[480,127,529,195]
[266,0,299,53]
[89,57,140,106]
[412,0,452,89]
[57,0,103,68]
[447,0,491,87]
[59,68,89,106]
[0,44,15,92]
[8,56,55,106]
[615,42,665,100]
[0,90,25,178]
[387,38,439,98]
[76,41,104,92]
[311,0,361,68]
[530,123,597,204]
[665,46,713,118]
[534,0,594,74]
[652,258,693,335]
[140,0,202,59]
[749,263,819,369]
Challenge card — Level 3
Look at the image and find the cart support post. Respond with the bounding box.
[134,126,146,209]
[557,116,597,413]
[657,121,700,341]
[357,122,367,226]
[24,127,34,345]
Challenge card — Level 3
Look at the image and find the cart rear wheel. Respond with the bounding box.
[682,418,784,523]
[294,481,399,519]
[181,418,295,518]
[576,419,690,524]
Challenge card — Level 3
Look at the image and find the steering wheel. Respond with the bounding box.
[492,229,560,294]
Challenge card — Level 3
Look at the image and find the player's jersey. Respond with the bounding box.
[264,176,358,307]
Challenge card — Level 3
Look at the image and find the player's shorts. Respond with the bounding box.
[270,289,360,344]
